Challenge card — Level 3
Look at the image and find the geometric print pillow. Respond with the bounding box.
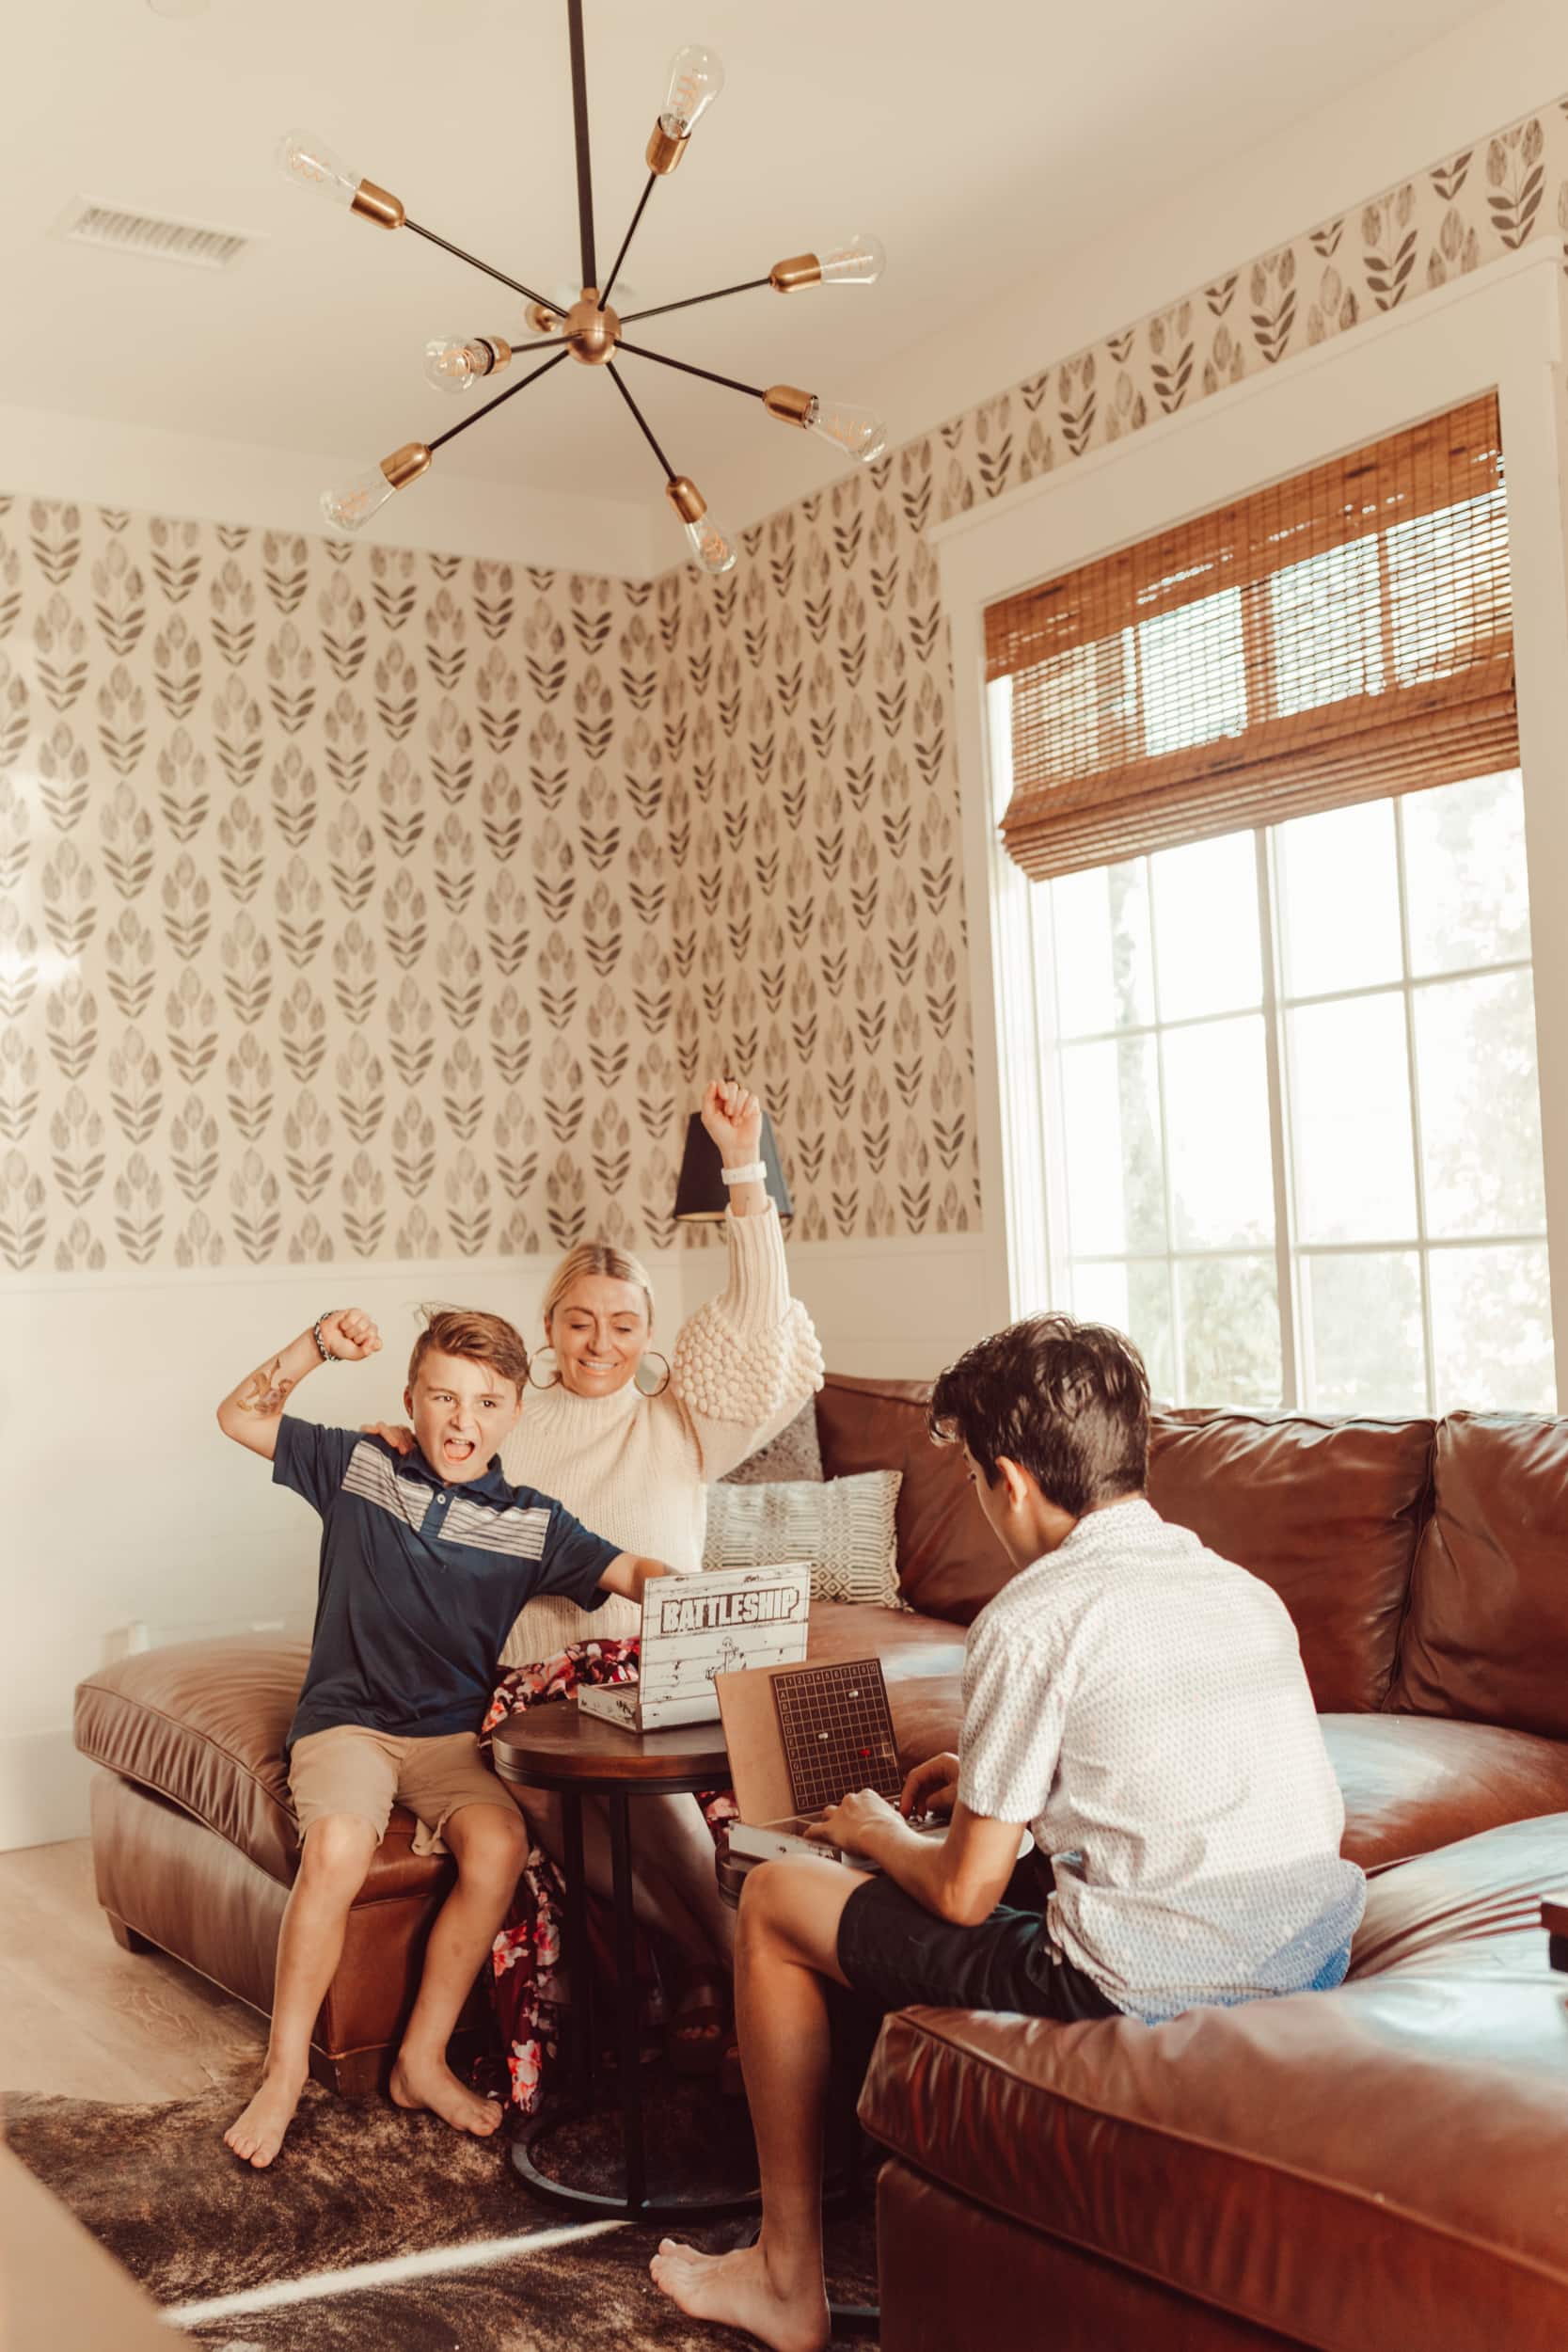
[703,1471,904,1609]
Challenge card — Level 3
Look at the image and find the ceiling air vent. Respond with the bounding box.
[54,199,252,270]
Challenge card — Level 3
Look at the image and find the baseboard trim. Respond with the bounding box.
[0,1728,99,1851]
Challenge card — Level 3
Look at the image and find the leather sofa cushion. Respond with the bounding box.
[74,1638,446,1899]
[1392,1412,1568,1740]
[816,1374,1005,1624]
[1322,1711,1568,1871]
[860,1813,1568,2352]
[1146,1411,1432,1712]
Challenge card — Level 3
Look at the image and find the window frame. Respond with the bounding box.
[933,244,1568,1404]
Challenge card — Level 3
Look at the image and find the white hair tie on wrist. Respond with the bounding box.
[719,1161,768,1186]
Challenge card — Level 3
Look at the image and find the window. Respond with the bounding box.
[1004,741,1553,1412]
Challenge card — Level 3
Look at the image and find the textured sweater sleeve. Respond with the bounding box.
[671,1202,824,1479]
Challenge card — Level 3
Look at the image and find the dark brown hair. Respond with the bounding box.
[928,1313,1149,1519]
[407,1306,530,1397]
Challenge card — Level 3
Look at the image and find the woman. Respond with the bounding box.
[375,1079,822,2109]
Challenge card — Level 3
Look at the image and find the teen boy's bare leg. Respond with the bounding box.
[225,1812,379,2168]
[650,1857,864,2352]
[389,1801,531,2136]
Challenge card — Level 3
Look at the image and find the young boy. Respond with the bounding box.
[652,1313,1366,2352]
[216,1302,671,2169]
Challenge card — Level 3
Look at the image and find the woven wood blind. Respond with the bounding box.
[987,395,1515,880]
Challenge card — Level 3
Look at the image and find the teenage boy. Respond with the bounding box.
[216,1303,671,2169]
[652,1313,1366,2352]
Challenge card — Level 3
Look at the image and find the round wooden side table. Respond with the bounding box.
[490,1700,756,2227]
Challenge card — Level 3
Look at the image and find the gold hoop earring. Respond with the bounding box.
[527,1347,562,1391]
[634,1350,672,1398]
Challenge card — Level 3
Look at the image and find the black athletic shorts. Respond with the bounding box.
[835,1849,1118,2024]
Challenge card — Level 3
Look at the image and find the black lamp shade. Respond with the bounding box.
[673,1110,794,1221]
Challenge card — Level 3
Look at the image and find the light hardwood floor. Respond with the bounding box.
[0,1838,266,2106]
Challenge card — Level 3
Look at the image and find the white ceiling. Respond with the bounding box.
[0,0,1536,565]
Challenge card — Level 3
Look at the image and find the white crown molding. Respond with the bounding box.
[0,400,662,579]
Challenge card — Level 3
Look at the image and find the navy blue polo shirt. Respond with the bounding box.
[275,1421,623,1754]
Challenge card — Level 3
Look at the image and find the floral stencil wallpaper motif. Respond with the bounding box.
[2,98,1564,1272]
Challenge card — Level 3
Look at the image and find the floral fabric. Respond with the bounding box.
[478,1640,736,2116]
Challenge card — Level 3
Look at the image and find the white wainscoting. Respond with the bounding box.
[755,1232,992,1384]
[0,1249,685,1853]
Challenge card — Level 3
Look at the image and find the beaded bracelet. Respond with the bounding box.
[312,1315,343,1363]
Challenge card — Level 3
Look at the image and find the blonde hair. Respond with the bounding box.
[407,1305,530,1395]
[541,1243,656,1339]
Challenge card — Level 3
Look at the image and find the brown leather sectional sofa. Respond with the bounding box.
[75,1374,1568,2347]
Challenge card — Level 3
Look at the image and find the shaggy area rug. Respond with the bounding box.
[6,2069,879,2350]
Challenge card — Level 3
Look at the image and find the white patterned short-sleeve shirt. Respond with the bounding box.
[957,1496,1365,2021]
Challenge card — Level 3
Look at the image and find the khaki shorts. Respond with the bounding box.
[288,1724,518,1851]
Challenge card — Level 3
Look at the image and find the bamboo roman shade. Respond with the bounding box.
[987,395,1516,880]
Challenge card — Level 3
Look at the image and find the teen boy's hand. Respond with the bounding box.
[807,1787,902,1859]
[900,1752,961,1822]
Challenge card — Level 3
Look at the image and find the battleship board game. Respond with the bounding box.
[575,1561,812,1732]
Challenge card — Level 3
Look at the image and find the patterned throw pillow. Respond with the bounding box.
[703,1471,904,1609]
[721,1398,825,1486]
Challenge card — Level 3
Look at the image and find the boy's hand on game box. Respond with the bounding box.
[319,1307,382,1362]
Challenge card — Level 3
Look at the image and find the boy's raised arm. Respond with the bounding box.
[216,1309,382,1461]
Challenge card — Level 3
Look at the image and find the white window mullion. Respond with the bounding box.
[1256,827,1299,1408]
[1392,794,1440,1414]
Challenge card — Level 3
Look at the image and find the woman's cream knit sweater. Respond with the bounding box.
[497,1203,823,1667]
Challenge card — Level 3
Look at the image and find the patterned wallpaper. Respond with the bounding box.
[3,96,1564,1272]
[0,510,685,1271]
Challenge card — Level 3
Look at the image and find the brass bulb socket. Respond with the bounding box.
[474,337,512,374]
[380,442,432,492]
[666,476,706,526]
[525,301,562,336]
[763,384,815,428]
[563,293,621,365]
[646,119,688,175]
[351,179,405,230]
[769,253,823,294]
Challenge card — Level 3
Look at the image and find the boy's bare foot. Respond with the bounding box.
[388,2051,503,2137]
[649,2237,830,2352]
[224,2072,306,2169]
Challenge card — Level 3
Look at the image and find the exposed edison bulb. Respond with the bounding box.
[423,334,509,393]
[277,129,360,206]
[685,512,737,574]
[320,443,431,535]
[320,467,396,533]
[660,45,724,136]
[818,232,886,286]
[806,397,888,465]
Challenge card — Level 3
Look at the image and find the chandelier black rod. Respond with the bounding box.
[600,172,657,312]
[426,348,571,453]
[605,361,677,481]
[617,340,766,401]
[618,278,771,326]
[565,0,597,289]
[404,219,566,317]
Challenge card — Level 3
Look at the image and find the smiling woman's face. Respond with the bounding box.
[546,1275,652,1397]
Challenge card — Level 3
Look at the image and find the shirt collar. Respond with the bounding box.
[1049,1493,1162,1564]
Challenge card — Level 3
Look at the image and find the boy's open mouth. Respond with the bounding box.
[441,1438,476,1464]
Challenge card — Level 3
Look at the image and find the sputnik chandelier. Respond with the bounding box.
[280,0,887,573]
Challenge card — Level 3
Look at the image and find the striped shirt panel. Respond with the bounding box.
[341,1441,431,1529]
